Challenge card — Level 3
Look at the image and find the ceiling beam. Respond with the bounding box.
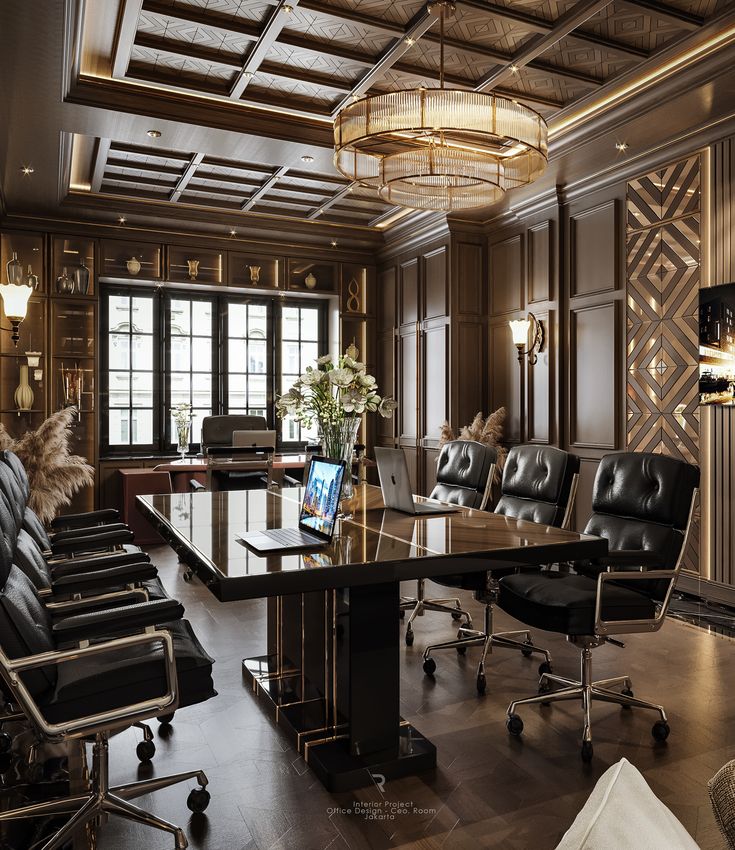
[456,0,649,58]
[242,166,290,211]
[474,0,614,93]
[230,0,301,99]
[90,138,111,193]
[618,0,704,29]
[112,0,144,77]
[308,183,358,219]
[169,152,204,202]
[331,5,437,115]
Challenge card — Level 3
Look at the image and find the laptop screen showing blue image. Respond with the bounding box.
[299,457,345,538]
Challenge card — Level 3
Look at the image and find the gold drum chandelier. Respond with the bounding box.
[333,0,549,212]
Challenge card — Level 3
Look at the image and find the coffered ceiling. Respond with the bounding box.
[1,0,735,246]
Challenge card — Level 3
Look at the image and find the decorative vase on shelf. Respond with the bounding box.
[14,365,34,412]
[186,259,199,280]
[73,261,90,295]
[247,265,261,284]
[25,265,39,290]
[304,272,317,290]
[176,422,191,460]
[55,267,74,294]
[6,252,23,285]
[319,416,360,503]
[126,256,141,276]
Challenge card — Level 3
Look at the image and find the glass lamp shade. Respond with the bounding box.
[509,318,531,347]
[0,281,33,321]
[26,351,42,368]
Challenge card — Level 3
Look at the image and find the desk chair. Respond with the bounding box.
[202,445,275,492]
[499,451,699,761]
[422,445,579,694]
[201,415,266,453]
[402,441,496,647]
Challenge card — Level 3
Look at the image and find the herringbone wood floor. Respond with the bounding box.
[95,546,730,850]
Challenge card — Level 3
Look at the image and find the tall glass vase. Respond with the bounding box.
[176,422,191,460]
[319,416,360,501]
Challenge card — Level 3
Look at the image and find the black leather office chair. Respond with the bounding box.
[0,556,215,848]
[200,414,267,454]
[402,440,496,646]
[499,451,699,761]
[422,445,580,694]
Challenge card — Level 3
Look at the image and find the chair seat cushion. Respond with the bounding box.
[497,571,656,636]
[42,619,216,724]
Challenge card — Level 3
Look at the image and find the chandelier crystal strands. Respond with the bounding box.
[333,0,549,212]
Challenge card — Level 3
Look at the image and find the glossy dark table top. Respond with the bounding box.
[137,485,607,601]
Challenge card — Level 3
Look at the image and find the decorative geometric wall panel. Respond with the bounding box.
[626,154,701,572]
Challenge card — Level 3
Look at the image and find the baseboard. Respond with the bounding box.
[677,572,735,608]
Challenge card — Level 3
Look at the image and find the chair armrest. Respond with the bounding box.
[52,598,184,643]
[49,551,151,576]
[3,629,178,740]
[594,569,676,635]
[51,529,135,555]
[50,523,129,544]
[50,562,158,596]
[190,479,206,492]
[50,509,120,529]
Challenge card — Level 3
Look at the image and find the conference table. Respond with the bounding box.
[137,484,606,791]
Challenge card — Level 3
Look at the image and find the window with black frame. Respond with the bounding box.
[100,287,327,455]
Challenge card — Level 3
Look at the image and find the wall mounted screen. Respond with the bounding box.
[699,282,735,406]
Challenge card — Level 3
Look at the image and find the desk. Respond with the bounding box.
[138,485,605,791]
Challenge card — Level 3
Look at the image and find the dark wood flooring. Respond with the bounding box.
[94,546,731,850]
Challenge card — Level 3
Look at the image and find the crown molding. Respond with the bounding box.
[377,211,450,261]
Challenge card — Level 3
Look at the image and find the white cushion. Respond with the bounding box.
[556,757,699,850]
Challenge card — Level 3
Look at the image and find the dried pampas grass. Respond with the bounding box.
[0,407,94,524]
[438,408,508,486]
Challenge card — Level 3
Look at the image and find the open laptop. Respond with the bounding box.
[237,456,346,553]
[233,429,277,449]
[375,447,460,516]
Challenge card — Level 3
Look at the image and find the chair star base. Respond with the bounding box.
[0,734,210,850]
[506,641,669,762]
[400,577,472,645]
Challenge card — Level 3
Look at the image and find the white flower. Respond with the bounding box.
[341,388,366,414]
[342,355,366,373]
[329,368,353,388]
[317,354,333,366]
[359,373,377,388]
[378,397,398,418]
[300,368,324,386]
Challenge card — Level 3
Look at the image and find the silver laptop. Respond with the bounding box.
[375,447,460,516]
[233,429,277,449]
[237,456,346,553]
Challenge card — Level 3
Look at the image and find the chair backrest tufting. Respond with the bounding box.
[495,445,580,528]
[429,441,496,509]
[1,451,30,501]
[201,415,268,453]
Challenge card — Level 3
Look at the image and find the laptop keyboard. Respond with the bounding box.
[264,528,316,546]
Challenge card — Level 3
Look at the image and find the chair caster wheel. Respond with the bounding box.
[405,628,414,647]
[476,673,486,695]
[506,714,523,736]
[183,571,193,583]
[538,660,553,676]
[621,687,634,708]
[136,740,156,762]
[423,658,436,676]
[157,713,175,725]
[456,645,467,656]
[652,720,670,741]
[187,787,211,813]
[581,741,593,762]
[521,639,533,658]
[451,610,463,621]
[0,732,12,754]
[399,609,405,619]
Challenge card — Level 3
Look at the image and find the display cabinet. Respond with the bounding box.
[228,251,283,289]
[168,245,225,284]
[1,231,45,293]
[100,239,162,281]
[52,235,95,297]
[287,259,338,294]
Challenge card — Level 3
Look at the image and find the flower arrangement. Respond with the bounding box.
[276,345,396,496]
[171,402,193,458]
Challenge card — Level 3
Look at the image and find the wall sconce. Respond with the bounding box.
[0,279,34,346]
[509,313,545,365]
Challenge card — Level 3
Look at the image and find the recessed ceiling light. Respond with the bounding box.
[118,216,126,224]
[301,154,314,163]
[147,129,161,139]
[615,142,629,151]
[510,64,519,73]
[331,240,337,247]
[21,166,34,175]
[282,3,293,11]
[243,71,254,79]
[405,37,415,46]
[229,229,237,237]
